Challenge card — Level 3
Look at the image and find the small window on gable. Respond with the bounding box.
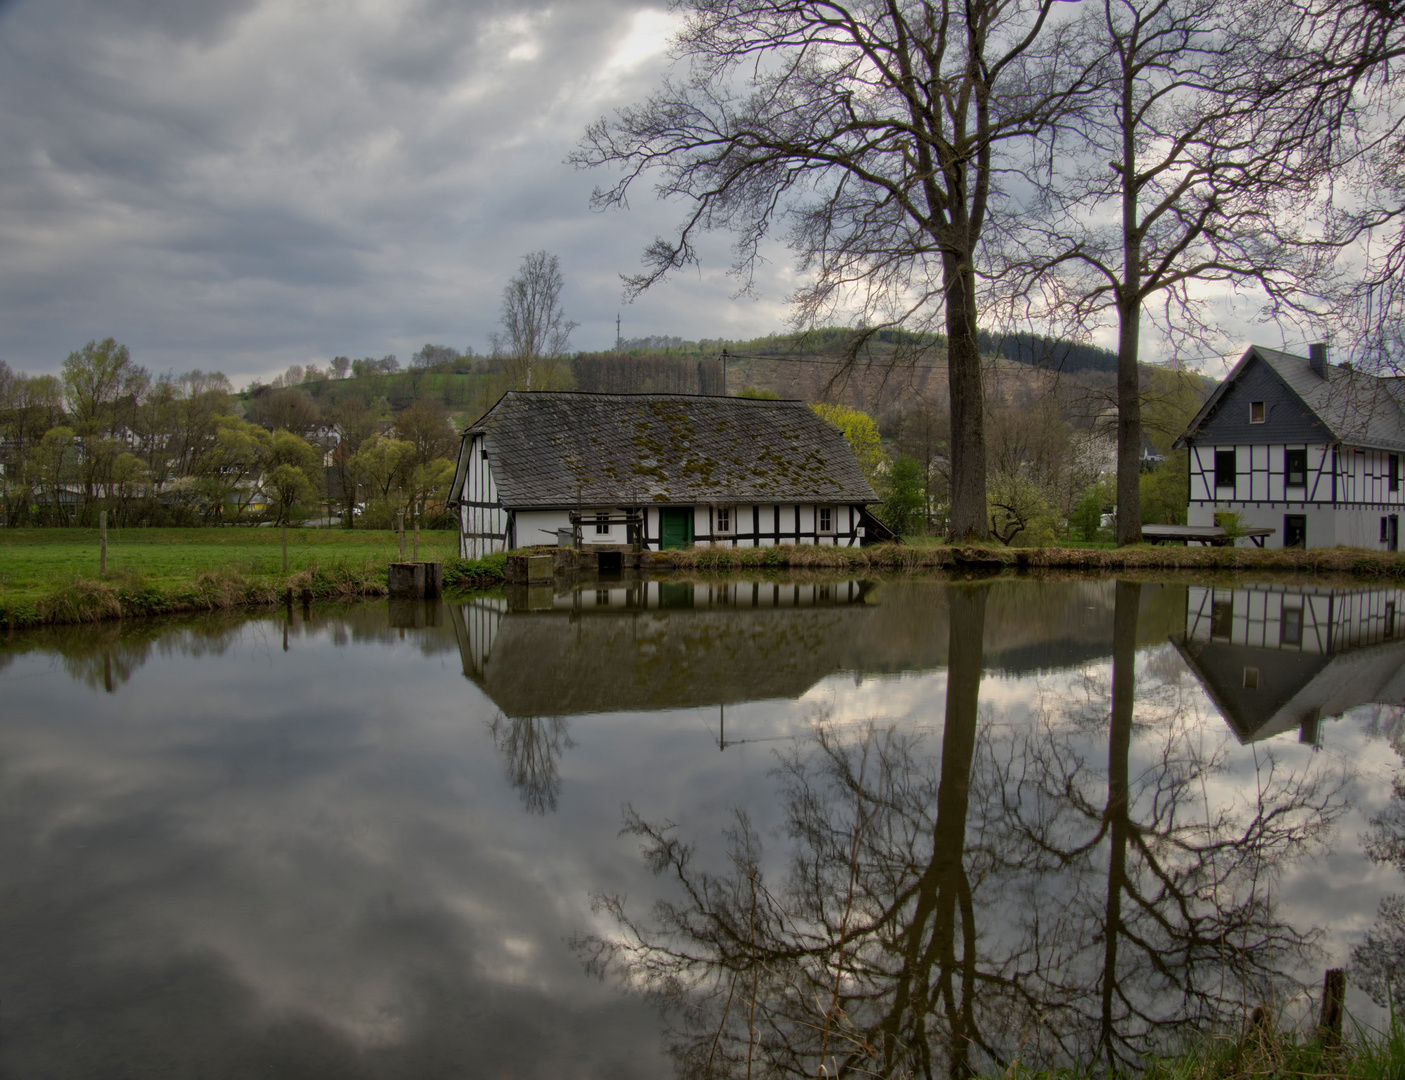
[1243,667,1260,690]
[1250,401,1266,423]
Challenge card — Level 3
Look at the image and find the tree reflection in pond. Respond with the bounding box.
[489,713,575,815]
[578,580,1351,1078]
[1351,708,1405,1006]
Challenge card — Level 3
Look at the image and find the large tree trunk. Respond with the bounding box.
[945,252,988,542]
[1115,301,1143,545]
[1115,69,1143,547]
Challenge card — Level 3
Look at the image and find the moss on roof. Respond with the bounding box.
[461,392,876,508]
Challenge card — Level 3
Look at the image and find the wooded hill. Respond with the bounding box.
[251,328,1209,438]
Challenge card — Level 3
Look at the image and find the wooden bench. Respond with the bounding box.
[1141,524,1276,548]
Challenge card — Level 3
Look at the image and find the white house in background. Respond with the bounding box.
[447,391,889,558]
[1175,343,1405,550]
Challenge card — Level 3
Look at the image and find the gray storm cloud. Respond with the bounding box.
[0,0,792,383]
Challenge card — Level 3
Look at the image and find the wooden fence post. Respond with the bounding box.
[1319,967,1345,1047]
[413,520,419,562]
[281,522,288,573]
[99,510,107,574]
[398,512,406,560]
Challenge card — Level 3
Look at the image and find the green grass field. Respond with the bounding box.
[0,527,459,606]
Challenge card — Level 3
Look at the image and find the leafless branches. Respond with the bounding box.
[574,0,1105,539]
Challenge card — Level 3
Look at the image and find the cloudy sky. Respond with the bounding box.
[0,0,813,386]
[0,0,1318,387]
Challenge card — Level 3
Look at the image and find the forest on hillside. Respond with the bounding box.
[1,331,1209,542]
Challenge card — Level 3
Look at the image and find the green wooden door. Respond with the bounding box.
[659,508,693,550]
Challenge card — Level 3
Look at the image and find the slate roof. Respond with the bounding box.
[1178,345,1405,451]
[454,392,878,507]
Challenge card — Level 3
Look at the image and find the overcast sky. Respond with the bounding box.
[0,0,805,385]
[0,0,1314,386]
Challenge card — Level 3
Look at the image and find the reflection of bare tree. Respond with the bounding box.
[488,713,574,815]
[578,582,1348,1078]
[1351,716,1405,1005]
[999,580,1346,1072]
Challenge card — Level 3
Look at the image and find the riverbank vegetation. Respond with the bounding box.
[981,1019,1405,1080]
[1138,1019,1405,1080]
[12,526,1405,630]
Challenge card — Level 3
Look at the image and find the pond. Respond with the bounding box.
[3,574,1405,1078]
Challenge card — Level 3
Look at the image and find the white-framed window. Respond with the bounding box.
[818,506,834,533]
[1250,401,1266,423]
[594,514,610,535]
[713,506,732,534]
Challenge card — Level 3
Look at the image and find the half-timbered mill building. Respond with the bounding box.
[447,392,884,558]
[1175,343,1405,549]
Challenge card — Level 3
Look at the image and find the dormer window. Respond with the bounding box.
[1250,401,1266,423]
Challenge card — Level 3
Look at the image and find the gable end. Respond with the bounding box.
[1187,353,1331,446]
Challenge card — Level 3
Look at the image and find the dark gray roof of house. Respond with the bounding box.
[458,392,878,507]
[1178,345,1405,451]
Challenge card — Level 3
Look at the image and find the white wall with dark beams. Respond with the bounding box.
[1187,440,1405,550]
[460,492,866,555]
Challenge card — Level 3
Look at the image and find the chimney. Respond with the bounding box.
[1309,342,1327,379]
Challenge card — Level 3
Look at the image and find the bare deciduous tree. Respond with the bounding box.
[491,251,577,391]
[1006,0,1337,545]
[573,0,1101,540]
[1297,0,1405,369]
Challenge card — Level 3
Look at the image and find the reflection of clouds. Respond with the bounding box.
[2,618,671,1075]
[6,586,1405,1071]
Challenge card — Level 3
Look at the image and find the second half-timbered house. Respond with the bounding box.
[1175,343,1405,549]
[447,392,886,557]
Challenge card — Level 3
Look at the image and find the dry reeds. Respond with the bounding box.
[34,579,122,624]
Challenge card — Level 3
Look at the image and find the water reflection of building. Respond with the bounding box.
[450,580,875,718]
[1173,584,1405,743]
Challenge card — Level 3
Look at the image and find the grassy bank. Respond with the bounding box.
[0,528,505,630]
[1059,1019,1405,1080]
[667,539,1405,578]
[10,526,1405,630]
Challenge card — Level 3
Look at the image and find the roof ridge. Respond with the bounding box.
[501,389,808,404]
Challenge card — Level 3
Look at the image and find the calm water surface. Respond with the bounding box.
[3,575,1405,1078]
